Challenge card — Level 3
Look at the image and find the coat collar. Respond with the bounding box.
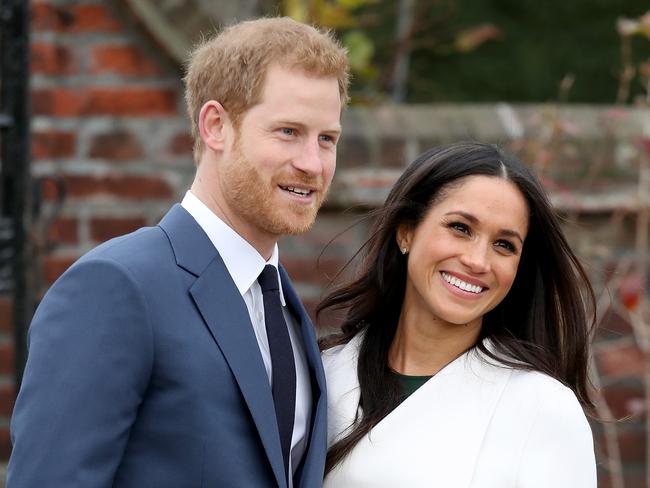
[323,333,512,488]
[158,204,216,277]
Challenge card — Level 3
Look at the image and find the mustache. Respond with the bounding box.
[274,172,323,189]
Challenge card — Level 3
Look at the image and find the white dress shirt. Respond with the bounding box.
[181,191,312,482]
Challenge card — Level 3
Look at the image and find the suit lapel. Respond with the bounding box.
[159,206,286,488]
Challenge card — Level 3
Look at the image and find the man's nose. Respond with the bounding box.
[292,139,323,176]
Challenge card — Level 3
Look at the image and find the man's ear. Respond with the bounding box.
[198,100,231,152]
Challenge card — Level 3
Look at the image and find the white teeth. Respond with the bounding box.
[284,186,310,196]
[441,272,483,294]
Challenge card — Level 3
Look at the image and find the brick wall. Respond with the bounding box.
[0,0,647,485]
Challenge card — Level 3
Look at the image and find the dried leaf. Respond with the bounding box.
[454,23,502,53]
[619,273,643,310]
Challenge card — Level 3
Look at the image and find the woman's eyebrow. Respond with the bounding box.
[444,211,524,244]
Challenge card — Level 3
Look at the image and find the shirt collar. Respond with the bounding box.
[181,190,286,305]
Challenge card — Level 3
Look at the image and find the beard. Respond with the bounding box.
[220,139,329,237]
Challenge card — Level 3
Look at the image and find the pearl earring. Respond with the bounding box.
[401,247,408,255]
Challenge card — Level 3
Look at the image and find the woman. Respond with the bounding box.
[319,142,597,487]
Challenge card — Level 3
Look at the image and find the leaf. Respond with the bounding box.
[337,0,379,9]
[320,4,358,29]
[343,30,375,74]
[619,273,643,310]
[453,23,503,53]
[282,0,309,22]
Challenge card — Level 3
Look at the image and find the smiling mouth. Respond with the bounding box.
[441,272,486,294]
[279,185,314,197]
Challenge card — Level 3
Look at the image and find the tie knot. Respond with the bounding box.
[258,265,280,293]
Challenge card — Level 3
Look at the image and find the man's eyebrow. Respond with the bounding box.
[443,211,524,244]
[274,120,342,134]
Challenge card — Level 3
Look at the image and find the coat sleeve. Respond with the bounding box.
[7,257,154,488]
[516,383,597,488]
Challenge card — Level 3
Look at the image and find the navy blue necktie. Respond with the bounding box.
[258,265,296,480]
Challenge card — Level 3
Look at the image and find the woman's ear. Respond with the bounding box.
[198,100,231,152]
[396,224,413,254]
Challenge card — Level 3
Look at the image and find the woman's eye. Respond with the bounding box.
[495,240,517,253]
[448,222,470,234]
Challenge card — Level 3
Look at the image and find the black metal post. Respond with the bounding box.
[1,0,31,389]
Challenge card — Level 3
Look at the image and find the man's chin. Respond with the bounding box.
[268,211,318,236]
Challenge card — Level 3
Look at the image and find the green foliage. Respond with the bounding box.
[279,0,650,103]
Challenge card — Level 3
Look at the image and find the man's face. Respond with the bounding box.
[217,64,342,246]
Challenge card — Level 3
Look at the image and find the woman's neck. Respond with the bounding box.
[388,310,482,376]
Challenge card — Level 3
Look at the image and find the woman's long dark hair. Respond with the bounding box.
[317,142,596,474]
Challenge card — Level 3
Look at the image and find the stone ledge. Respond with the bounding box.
[341,104,650,140]
[327,167,650,213]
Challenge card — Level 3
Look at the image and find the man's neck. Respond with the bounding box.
[189,183,276,260]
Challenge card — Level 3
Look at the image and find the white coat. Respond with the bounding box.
[323,333,596,488]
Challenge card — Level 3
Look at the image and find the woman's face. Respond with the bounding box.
[397,175,529,331]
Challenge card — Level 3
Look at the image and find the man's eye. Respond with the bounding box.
[281,128,295,136]
[319,134,335,144]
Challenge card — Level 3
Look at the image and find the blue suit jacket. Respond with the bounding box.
[8,205,328,487]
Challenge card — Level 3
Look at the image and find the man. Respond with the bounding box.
[8,17,349,487]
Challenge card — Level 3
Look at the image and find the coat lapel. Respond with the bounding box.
[325,335,512,488]
[159,205,286,488]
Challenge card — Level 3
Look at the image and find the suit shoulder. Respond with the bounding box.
[82,225,175,269]
[56,225,173,288]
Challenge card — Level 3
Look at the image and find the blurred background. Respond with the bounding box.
[2,0,650,486]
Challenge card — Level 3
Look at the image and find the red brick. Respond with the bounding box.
[90,217,146,242]
[61,175,173,200]
[601,383,645,419]
[31,42,76,75]
[598,471,646,488]
[32,88,82,116]
[32,88,177,117]
[380,137,407,167]
[91,45,161,77]
[89,131,143,161]
[0,428,10,460]
[595,307,633,341]
[0,384,16,417]
[47,217,78,245]
[282,257,347,285]
[32,130,76,159]
[41,177,66,203]
[31,3,74,32]
[0,343,14,376]
[596,343,645,379]
[618,428,645,464]
[302,297,347,334]
[169,132,194,156]
[0,298,13,332]
[339,136,370,167]
[31,3,122,33]
[70,4,122,33]
[43,255,78,285]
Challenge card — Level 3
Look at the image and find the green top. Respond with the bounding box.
[391,371,433,399]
